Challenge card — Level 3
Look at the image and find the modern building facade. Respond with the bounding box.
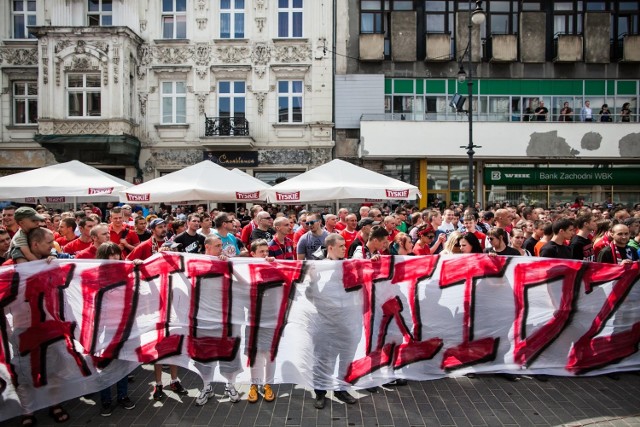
[335,0,640,208]
[0,0,334,187]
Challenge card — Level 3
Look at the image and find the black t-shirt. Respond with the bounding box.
[570,235,594,262]
[523,236,539,255]
[484,246,520,256]
[173,231,205,254]
[597,245,639,264]
[535,106,548,121]
[539,241,572,259]
[348,235,366,258]
[250,227,275,243]
[137,230,152,242]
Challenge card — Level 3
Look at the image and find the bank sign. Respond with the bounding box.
[484,168,640,186]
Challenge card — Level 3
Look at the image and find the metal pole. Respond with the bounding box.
[467,0,475,208]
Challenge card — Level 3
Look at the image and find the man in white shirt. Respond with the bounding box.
[581,100,593,122]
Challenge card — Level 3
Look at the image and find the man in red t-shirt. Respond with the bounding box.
[63,217,95,255]
[339,214,358,250]
[240,205,263,247]
[108,206,139,258]
[127,218,168,261]
[75,224,111,259]
[56,217,78,247]
[334,208,349,232]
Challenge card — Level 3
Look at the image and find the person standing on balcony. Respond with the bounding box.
[581,100,593,122]
[534,100,548,121]
[620,102,631,122]
[599,104,612,122]
[559,101,573,122]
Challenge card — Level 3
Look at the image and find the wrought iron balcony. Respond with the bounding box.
[204,115,250,136]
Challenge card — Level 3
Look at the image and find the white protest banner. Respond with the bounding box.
[1,253,639,420]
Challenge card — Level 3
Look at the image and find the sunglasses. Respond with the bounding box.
[306,220,318,226]
[426,234,435,239]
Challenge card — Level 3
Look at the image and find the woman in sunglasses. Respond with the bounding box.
[413,224,435,255]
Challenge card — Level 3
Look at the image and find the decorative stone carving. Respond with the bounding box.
[156,46,194,64]
[216,45,250,63]
[273,44,312,63]
[256,0,266,10]
[252,42,271,65]
[41,46,49,84]
[140,19,147,32]
[194,43,211,66]
[196,93,207,115]
[197,0,207,10]
[74,40,87,54]
[55,57,62,85]
[55,40,73,54]
[196,67,208,80]
[65,56,100,72]
[269,84,276,92]
[306,84,312,92]
[112,46,120,84]
[136,43,153,78]
[255,17,265,32]
[254,92,267,115]
[53,121,109,135]
[1,87,9,95]
[254,66,266,78]
[139,93,148,116]
[196,18,207,30]
[92,41,109,54]
[0,48,38,65]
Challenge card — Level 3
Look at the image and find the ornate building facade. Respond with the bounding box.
[0,0,334,184]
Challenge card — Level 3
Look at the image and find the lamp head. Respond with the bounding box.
[457,65,467,83]
[471,1,486,25]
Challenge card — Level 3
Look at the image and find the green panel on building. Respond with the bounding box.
[617,81,637,95]
[394,79,414,94]
[448,79,457,94]
[484,168,640,186]
[585,80,605,96]
[416,79,424,94]
[426,79,446,94]
[520,80,542,95]
[551,80,583,95]
[607,80,615,95]
[480,80,512,95]
[385,79,392,94]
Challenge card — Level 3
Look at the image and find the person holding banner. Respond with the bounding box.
[95,242,137,417]
[16,227,70,426]
[195,235,242,406]
[349,226,389,261]
[247,239,277,404]
[312,233,358,409]
[126,219,189,400]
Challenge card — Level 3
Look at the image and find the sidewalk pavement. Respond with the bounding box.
[3,365,640,427]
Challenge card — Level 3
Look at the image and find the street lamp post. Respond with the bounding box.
[457,1,485,208]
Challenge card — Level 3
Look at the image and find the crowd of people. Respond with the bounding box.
[2,198,639,424]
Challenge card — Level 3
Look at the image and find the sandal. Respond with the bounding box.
[48,405,70,423]
[21,415,37,426]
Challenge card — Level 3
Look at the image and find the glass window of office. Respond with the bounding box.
[13,81,38,125]
[162,0,187,39]
[88,0,113,26]
[553,1,583,35]
[278,0,303,38]
[67,74,101,117]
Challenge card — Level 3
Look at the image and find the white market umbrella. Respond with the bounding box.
[0,160,131,204]
[266,159,421,204]
[120,161,270,203]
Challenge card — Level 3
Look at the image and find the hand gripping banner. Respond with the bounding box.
[1,252,639,420]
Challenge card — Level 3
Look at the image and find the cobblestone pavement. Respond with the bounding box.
[3,365,640,427]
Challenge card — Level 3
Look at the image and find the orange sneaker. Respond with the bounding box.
[248,384,259,403]
[263,384,275,402]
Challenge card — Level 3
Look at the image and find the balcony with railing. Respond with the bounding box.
[201,115,254,148]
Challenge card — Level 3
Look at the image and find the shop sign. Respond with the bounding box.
[484,168,640,186]
[204,151,259,167]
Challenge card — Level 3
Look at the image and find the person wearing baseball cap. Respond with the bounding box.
[126,218,167,261]
[348,218,378,258]
[9,207,46,262]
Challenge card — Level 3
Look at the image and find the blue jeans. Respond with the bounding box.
[100,377,128,404]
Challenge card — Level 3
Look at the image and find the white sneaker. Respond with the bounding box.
[195,383,214,406]
[225,384,240,403]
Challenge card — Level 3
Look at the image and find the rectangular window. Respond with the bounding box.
[67,74,101,117]
[278,80,303,123]
[553,1,583,35]
[161,81,187,124]
[162,0,187,39]
[88,0,113,26]
[424,1,453,34]
[13,81,38,125]
[220,0,244,38]
[218,81,246,135]
[278,0,303,38]
[12,0,36,39]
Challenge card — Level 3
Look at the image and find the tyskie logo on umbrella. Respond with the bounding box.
[275,191,300,202]
[88,187,114,195]
[126,193,150,202]
[236,191,260,200]
[385,189,409,198]
[45,196,66,203]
